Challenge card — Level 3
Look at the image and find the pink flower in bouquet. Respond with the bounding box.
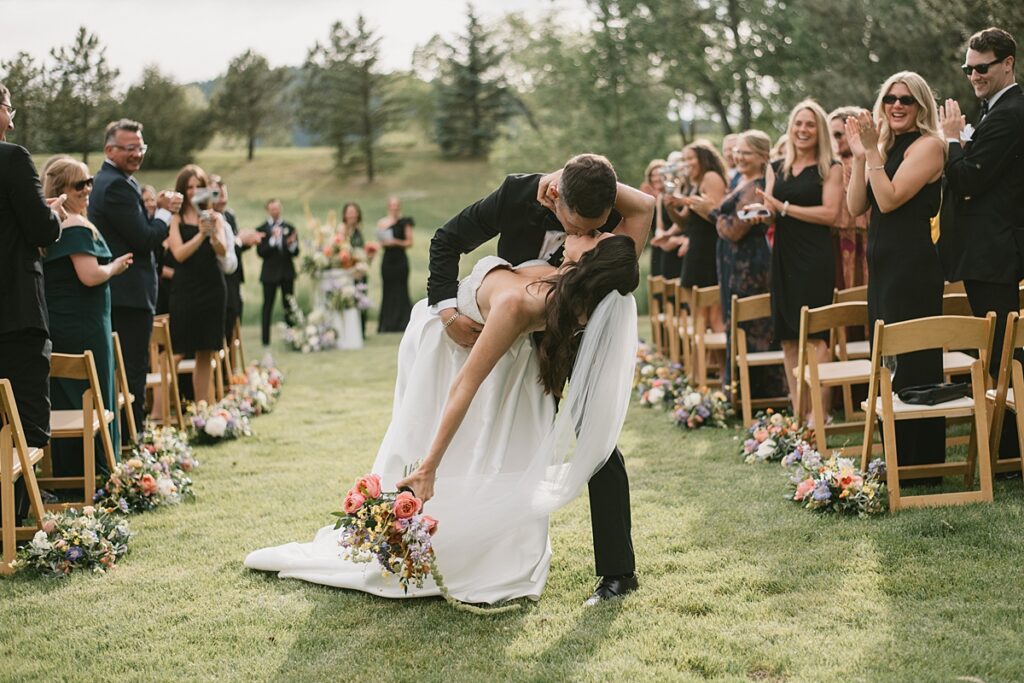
[140,474,158,496]
[794,478,815,501]
[754,428,769,443]
[338,249,352,268]
[354,474,381,499]
[42,519,56,534]
[393,491,422,519]
[422,515,439,536]
[323,246,333,257]
[343,491,366,514]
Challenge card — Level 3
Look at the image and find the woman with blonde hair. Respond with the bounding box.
[711,130,784,397]
[754,99,843,422]
[42,157,133,477]
[846,71,947,483]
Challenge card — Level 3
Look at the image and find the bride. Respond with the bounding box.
[245,232,640,604]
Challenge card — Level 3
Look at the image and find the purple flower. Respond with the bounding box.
[118,498,129,513]
[812,481,832,501]
[66,546,84,562]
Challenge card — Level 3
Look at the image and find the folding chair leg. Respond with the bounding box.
[1,431,15,574]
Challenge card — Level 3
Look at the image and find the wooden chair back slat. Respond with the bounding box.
[803,301,868,336]
[833,285,868,304]
[874,315,993,357]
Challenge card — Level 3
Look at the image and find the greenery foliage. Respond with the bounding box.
[209,50,290,162]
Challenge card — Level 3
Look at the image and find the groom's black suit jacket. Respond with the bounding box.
[943,84,1024,284]
[427,173,621,306]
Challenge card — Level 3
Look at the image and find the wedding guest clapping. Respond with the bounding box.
[846,71,946,482]
[755,100,842,422]
[829,107,870,289]
[256,199,299,347]
[166,165,237,403]
[42,157,132,476]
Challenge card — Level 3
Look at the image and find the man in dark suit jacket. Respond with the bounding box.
[256,198,299,347]
[89,119,182,431]
[211,176,262,343]
[428,153,654,605]
[0,82,63,450]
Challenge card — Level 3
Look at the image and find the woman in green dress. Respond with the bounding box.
[42,157,133,478]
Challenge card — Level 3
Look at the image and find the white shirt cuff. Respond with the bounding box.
[430,298,459,316]
[154,208,173,225]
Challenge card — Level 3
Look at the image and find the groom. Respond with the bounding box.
[428,153,654,604]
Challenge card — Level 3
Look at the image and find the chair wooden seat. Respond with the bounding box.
[845,340,870,359]
[746,350,785,365]
[861,314,996,510]
[177,358,197,372]
[943,351,976,374]
[148,318,185,429]
[50,409,113,436]
[146,372,162,385]
[10,447,43,478]
[803,358,872,384]
[1,380,48,574]
[863,394,976,419]
[703,332,727,348]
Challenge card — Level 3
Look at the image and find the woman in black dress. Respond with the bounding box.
[641,159,667,279]
[846,71,947,479]
[167,165,237,403]
[376,196,414,332]
[754,100,843,422]
[342,202,371,337]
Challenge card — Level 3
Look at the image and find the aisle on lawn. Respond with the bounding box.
[3,325,1024,682]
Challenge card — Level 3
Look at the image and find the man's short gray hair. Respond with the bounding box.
[104,118,143,146]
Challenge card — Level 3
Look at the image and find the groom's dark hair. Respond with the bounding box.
[559,154,617,218]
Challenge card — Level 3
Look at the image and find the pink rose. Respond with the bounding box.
[422,515,438,536]
[42,519,57,534]
[343,492,366,514]
[754,428,768,443]
[794,478,815,501]
[393,491,422,519]
[140,474,158,496]
[354,474,381,499]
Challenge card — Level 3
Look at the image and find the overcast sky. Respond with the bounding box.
[2,0,589,87]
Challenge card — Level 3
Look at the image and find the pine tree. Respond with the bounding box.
[0,52,47,150]
[210,50,290,161]
[121,67,212,169]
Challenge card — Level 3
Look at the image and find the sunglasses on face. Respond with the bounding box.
[961,58,1003,76]
[832,131,845,139]
[73,177,94,191]
[882,95,917,106]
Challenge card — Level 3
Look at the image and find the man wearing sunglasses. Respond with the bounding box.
[0,82,64,517]
[89,118,183,433]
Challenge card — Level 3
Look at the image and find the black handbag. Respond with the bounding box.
[896,382,970,406]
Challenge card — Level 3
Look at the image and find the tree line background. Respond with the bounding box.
[3,0,1022,184]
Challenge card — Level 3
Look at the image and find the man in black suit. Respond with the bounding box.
[89,119,182,431]
[428,153,654,604]
[0,82,64,452]
[256,198,299,347]
[211,176,263,344]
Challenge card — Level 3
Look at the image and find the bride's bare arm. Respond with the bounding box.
[396,292,534,501]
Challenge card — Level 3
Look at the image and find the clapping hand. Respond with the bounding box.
[240,230,264,247]
[158,191,184,213]
[939,99,966,140]
[46,194,68,222]
[754,188,783,214]
[844,112,878,160]
[681,193,714,216]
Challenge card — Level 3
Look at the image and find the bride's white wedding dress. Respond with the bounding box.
[245,256,637,604]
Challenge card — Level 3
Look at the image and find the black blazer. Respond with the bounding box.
[88,160,169,311]
[427,173,621,305]
[255,220,299,284]
[944,84,1024,284]
[0,142,61,335]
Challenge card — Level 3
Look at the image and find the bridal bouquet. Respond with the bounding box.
[187,400,252,443]
[11,506,132,576]
[331,473,517,614]
[783,443,887,516]
[673,387,733,430]
[94,446,195,513]
[741,409,813,464]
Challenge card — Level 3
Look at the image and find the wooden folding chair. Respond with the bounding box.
[37,351,118,509]
[647,276,666,354]
[162,313,219,403]
[944,280,967,295]
[861,314,995,510]
[111,332,138,447]
[0,379,47,574]
[146,318,185,429]
[228,315,246,375]
[795,302,873,455]
[731,293,787,425]
[986,312,1024,478]
[662,277,680,364]
[830,285,870,361]
[692,285,726,387]
[672,281,694,375]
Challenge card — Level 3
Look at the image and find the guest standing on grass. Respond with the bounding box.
[42,157,133,476]
[256,198,299,348]
[376,196,414,333]
[829,107,870,290]
[846,71,947,483]
[640,158,667,280]
[0,81,64,452]
[211,175,262,344]
[755,100,843,424]
[166,165,237,404]
[342,202,370,337]
[90,119,182,432]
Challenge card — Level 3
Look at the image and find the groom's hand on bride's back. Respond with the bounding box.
[440,308,482,348]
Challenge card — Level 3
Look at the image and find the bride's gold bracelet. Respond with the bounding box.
[442,310,461,329]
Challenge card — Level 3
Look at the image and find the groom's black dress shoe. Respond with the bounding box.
[584,574,638,606]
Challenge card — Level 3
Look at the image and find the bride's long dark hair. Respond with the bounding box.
[534,234,639,396]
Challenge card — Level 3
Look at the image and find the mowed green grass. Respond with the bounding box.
[3,318,1024,682]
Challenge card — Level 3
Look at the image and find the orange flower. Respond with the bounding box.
[140,474,158,496]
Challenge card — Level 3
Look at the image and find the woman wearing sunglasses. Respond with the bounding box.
[41,157,133,481]
[845,71,948,485]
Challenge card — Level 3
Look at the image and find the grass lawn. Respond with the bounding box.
[3,319,1024,682]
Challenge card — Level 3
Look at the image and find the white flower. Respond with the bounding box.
[30,530,51,551]
[204,416,227,437]
[756,438,777,461]
[640,364,655,378]
[648,387,665,404]
[683,392,701,409]
[305,324,318,337]
[156,476,176,497]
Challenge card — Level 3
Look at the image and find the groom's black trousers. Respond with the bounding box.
[588,447,636,577]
